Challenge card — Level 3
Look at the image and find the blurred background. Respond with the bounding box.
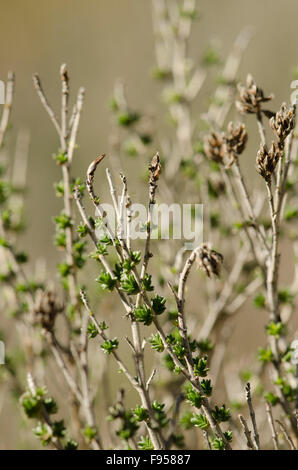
[0,0,298,448]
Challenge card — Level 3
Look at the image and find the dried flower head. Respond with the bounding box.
[269,103,295,145]
[197,243,223,278]
[34,290,64,332]
[149,152,161,182]
[203,132,225,164]
[86,154,106,204]
[149,152,161,204]
[236,74,273,115]
[223,122,248,166]
[256,142,281,182]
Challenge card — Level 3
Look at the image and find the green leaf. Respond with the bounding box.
[64,439,78,450]
[151,66,172,81]
[274,377,296,401]
[137,435,154,450]
[223,431,233,443]
[21,392,42,418]
[83,426,97,442]
[201,379,213,397]
[284,206,298,221]
[211,437,225,450]
[77,223,89,238]
[0,237,11,248]
[265,392,279,406]
[151,294,166,315]
[148,333,164,352]
[266,322,285,337]
[54,230,66,248]
[172,433,185,448]
[278,289,294,304]
[179,6,198,19]
[53,152,68,165]
[117,111,140,127]
[54,180,64,197]
[151,401,169,428]
[52,420,66,438]
[258,347,274,363]
[239,370,252,382]
[133,406,149,422]
[212,404,231,423]
[0,181,11,203]
[120,273,139,295]
[99,321,108,331]
[87,323,98,339]
[185,384,202,409]
[57,262,72,278]
[142,273,154,292]
[254,293,266,309]
[134,305,153,326]
[180,411,194,430]
[191,414,209,430]
[101,338,119,355]
[173,342,187,359]
[193,356,209,377]
[33,422,51,446]
[43,397,58,415]
[96,272,116,291]
[98,233,113,245]
[54,212,73,229]
[197,339,213,353]
[15,252,28,264]
[202,46,221,66]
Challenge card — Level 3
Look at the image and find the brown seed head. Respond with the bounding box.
[149,152,161,182]
[236,74,273,114]
[148,152,161,204]
[203,131,225,164]
[269,103,295,145]
[197,243,223,278]
[222,122,248,166]
[34,290,64,332]
[256,142,281,182]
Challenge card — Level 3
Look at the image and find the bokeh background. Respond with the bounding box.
[0,0,298,448]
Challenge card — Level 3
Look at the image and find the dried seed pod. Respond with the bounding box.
[197,243,223,278]
[86,154,106,204]
[269,103,295,145]
[203,131,225,164]
[256,142,281,182]
[236,74,273,115]
[34,290,64,332]
[223,122,248,166]
[149,152,161,204]
[149,152,161,182]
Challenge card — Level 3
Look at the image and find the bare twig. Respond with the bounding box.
[0,72,15,148]
[276,420,296,450]
[265,402,279,450]
[238,414,254,450]
[245,383,260,450]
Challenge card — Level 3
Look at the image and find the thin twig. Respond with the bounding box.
[0,72,15,148]
[238,414,254,450]
[245,383,260,450]
[265,402,279,450]
[275,420,296,450]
